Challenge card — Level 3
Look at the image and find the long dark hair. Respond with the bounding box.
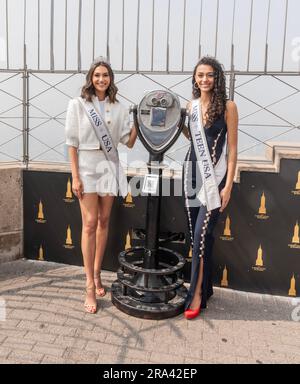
[192,56,227,127]
[81,58,118,103]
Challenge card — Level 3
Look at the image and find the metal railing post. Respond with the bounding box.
[229,44,236,101]
[22,44,29,168]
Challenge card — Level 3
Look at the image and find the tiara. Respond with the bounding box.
[92,56,111,66]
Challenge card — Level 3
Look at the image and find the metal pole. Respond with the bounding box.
[151,0,155,72]
[78,0,82,72]
[38,0,40,70]
[281,0,289,72]
[106,0,110,62]
[122,0,125,71]
[24,0,27,57]
[229,72,236,101]
[231,0,236,51]
[229,44,235,101]
[182,0,186,71]
[264,44,269,74]
[6,0,9,69]
[215,0,220,58]
[247,0,254,71]
[198,0,203,59]
[50,0,54,71]
[22,44,29,168]
[264,0,271,73]
[65,0,68,70]
[136,0,140,72]
[166,0,170,72]
[92,0,96,61]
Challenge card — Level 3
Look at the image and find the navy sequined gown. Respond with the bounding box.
[183,111,227,310]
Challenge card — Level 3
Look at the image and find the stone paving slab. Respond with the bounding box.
[0,259,299,364]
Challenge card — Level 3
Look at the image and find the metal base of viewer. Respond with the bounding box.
[111,282,187,320]
[111,246,188,320]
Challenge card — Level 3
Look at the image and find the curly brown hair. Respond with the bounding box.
[192,56,227,127]
[81,59,118,103]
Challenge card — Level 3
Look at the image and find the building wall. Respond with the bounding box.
[0,167,23,263]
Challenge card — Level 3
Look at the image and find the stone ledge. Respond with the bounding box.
[0,231,23,263]
[235,142,300,182]
[1,142,300,184]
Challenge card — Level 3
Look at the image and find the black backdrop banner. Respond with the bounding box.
[24,159,300,298]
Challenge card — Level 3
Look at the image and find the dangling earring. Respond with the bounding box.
[193,82,200,97]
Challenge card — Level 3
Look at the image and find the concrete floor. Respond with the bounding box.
[0,259,299,364]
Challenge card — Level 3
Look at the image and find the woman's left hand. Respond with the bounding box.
[126,125,138,148]
[219,187,231,213]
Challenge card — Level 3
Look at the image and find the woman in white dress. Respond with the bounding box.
[65,58,137,313]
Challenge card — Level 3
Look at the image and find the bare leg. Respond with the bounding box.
[94,195,115,294]
[79,193,99,311]
[189,257,204,310]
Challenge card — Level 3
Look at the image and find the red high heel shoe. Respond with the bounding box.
[184,306,201,320]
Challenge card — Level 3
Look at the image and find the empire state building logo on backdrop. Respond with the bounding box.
[292,171,300,196]
[252,245,266,272]
[123,193,135,208]
[288,274,297,297]
[220,215,234,241]
[221,266,229,287]
[64,178,75,203]
[255,192,269,220]
[63,225,75,250]
[288,221,300,249]
[35,200,47,224]
[125,230,132,250]
[37,244,44,261]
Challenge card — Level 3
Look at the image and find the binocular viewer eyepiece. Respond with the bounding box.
[131,90,186,155]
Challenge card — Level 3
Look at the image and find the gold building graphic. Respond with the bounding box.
[64,178,74,202]
[126,193,133,204]
[64,225,75,249]
[296,171,300,190]
[66,225,72,245]
[189,246,192,258]
[221,266,229,287]
[259,192,266,215]
[256,245,264,267]
[224,215,231,236]
[123,192,135,208]
[292,171,300,195]
[66,178,72,198]
[256,192,269,220]
[36,200,46,223]
[125,230,132,250]
[289,222,300,249]
[38,245,44,261]
[220,215,234,241]
[252,245,266,272]
[292,222,299,244]
[288,275,297,297]
[38,200,44,219]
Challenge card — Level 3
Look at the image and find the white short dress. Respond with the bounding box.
[78,100,116,195]
[65,97,131,196]
[78,149,118,196]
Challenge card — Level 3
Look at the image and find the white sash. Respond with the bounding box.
[78,96,128,198]
[190,99,226,211]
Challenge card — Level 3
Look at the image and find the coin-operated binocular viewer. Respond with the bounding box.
[111,90,187,319]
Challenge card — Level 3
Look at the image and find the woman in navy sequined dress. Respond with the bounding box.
[183,57,238,319]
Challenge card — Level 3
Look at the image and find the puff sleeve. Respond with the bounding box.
[119,106,131,145]
[65,99,79,148]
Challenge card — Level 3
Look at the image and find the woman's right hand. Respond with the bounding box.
[72,177,84,200]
